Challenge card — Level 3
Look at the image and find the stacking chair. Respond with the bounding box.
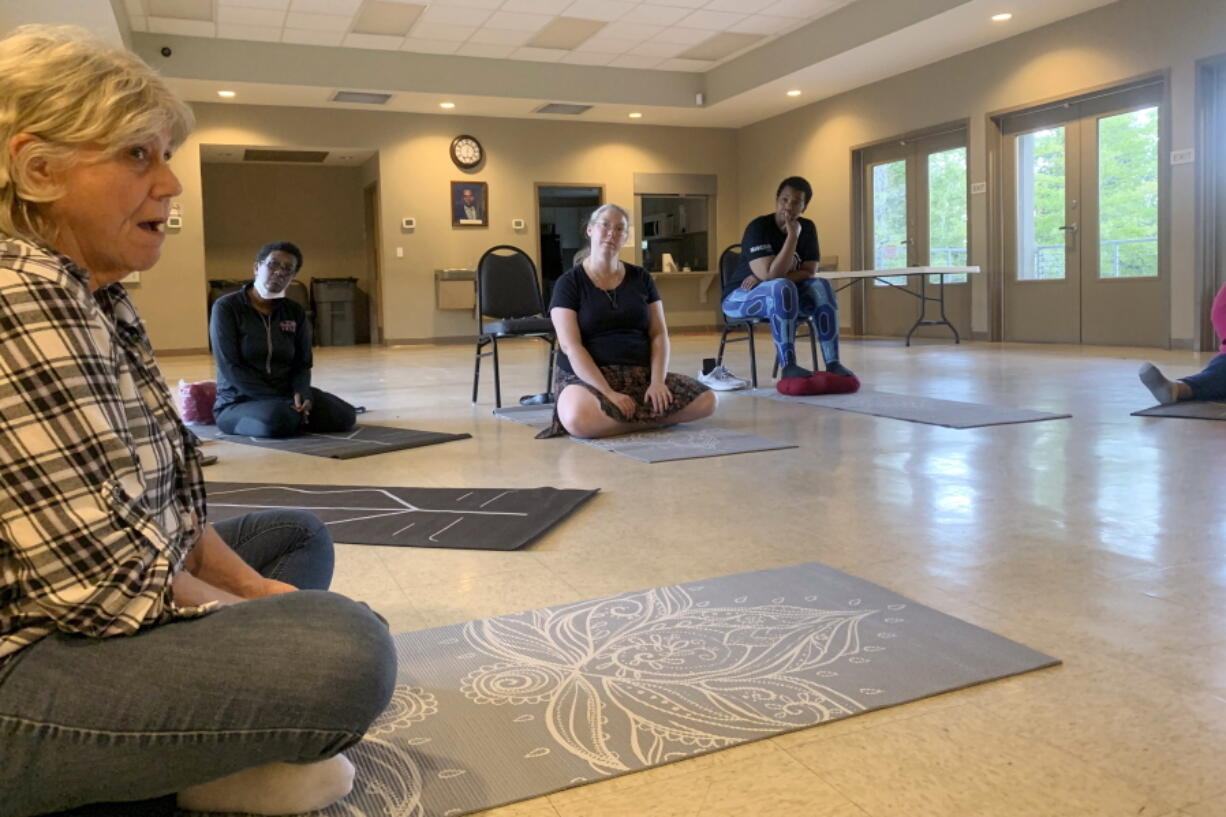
[714,243,819,387]
[472,245,556,408]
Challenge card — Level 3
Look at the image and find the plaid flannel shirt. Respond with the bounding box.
[0,239,211,667]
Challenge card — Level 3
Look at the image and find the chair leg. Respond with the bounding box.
[472,338,484,404]
[545,338,556,395]
[716,327,730,365]
[747,325,758,388]
[807,317,820,370]
[491,337,502,409]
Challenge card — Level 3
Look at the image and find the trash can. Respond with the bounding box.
[311,277,357,346]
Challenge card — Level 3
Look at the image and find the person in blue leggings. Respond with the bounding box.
[723,176,858,394]
[1139,282,1226,404]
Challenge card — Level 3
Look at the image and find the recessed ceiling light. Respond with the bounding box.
[786,89,802,97]
[217,90,236,98]
[628,112,643,119]
[439,102,455,109]
[992,12,1013,21]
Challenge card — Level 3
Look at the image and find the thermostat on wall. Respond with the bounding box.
[511,218,526,230]
[402,217,416,230]
[166,215,182,229]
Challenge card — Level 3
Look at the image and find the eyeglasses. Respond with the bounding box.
[262,260,296,275]
[592,220,628,236]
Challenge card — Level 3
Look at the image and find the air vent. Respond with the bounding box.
[533,103,592,116]
[332,90,392,105]
[243,149,329,163]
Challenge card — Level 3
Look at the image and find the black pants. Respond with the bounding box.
[215,387,356,438]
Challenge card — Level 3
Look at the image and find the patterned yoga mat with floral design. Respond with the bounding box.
[325,562,1058,817]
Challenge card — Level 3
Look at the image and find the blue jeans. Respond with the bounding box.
[0,510,396,817]
[1181,353,1226,401]
[722,277,840,368]
[216,387,356,438]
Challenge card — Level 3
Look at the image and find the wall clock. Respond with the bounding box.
[450,134,483,169]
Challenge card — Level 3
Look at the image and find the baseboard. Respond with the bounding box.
[1170,337,1195,350]
[383,335,473,346]
[972,331,991,342]
[156,347,210,357]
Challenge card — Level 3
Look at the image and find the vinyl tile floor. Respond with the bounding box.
[163,333,1226,817]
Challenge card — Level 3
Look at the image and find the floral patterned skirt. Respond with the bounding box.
[536,364,710,439]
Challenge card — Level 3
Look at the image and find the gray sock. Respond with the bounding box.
[1138,362,1179,405]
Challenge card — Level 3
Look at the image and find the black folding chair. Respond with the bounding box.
[472,245,556,408]
[714,244,818,387]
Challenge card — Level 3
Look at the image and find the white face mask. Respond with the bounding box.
[254,279,288,300]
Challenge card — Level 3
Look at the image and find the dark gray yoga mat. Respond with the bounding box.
[493,406,796,462]
[324,562,1059,817]
[752,388,1071,428]
[1133,401,1226,420]
[206,482,598,550]
[196,424,471,459]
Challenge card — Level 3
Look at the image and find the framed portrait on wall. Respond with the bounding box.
[451,181,488,227]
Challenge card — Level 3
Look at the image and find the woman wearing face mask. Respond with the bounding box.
[210,241,357,437]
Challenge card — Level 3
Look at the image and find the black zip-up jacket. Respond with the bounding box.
[210,284,312,414]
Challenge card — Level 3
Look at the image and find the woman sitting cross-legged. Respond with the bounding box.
[539,203,716,439]
[210,241,357,438]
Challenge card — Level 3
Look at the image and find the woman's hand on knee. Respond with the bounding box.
[644,382,674,415]
[602,390,637,419]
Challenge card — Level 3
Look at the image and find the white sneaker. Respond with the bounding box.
[698,365,750,391]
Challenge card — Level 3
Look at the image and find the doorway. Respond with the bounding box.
[535,185,603,302]
[999,81,1167,346]
[854,127,971,339]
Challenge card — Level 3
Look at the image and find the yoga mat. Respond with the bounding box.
[196,424,471,459]
[751,388,1071,428]
[493,406,796,463]
[1132,401,1226,420]
[326,562,1059,817]
[206,483,598,550]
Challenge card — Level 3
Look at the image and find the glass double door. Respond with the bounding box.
[860,129,970,338]
[1002,83,1166,346]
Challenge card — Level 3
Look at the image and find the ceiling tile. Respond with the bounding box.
[511,46,568,62]
[419,4,492,25]
[642,0,705,8]
[527,17,606,49]
[572,34,638,53]
[678,31,763,60]
[558,50,615,65]
[147,17,217,35]
[281,27,345,44]
[455,42,517,58]
[216,22,283,41]
[468,27,534,46]
[703,0,776,11]
[627,40,686,58]
[608,53,664,69]
[599,21,657,40]
[290,0,362,14]
[761,0,839,17]
[343,32,406,49]
[560,0,635,22]
[500,0,572,13]
[400,37,461,53]
[408,21,478,41]
[676,9,747,30]
[284,11,351,30]
[725,14,804,35]
[655,57,712,72]
[219,0,289,8]
[484,10,552,31]
[617,5,689,25]
[649,26,712,45]
[352,1,425,35]
[216,6,285,26]
[421,0,501,7]
[148,0,212,21]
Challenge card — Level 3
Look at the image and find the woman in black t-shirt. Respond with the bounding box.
[540,204,716,439]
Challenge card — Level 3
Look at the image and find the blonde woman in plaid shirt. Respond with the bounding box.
[0,27,395,816]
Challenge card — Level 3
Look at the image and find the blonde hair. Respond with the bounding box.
[587,203,631,229]
[0,25,194,245]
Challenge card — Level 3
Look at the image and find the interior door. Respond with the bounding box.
[1002,82,1166,346]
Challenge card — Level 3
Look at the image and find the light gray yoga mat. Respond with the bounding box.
[1133,401,1226,420]
[493,406,796,462]
[197,424,471,459]
[325,562,1059,817]
[752,388,1071,428]
[205,482,598,550]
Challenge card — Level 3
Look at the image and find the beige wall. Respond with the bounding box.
[138,107,737,351]
[735,0,1226,345]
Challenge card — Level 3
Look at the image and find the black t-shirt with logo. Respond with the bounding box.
[724,213,820,300]
[549,262,660,374]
